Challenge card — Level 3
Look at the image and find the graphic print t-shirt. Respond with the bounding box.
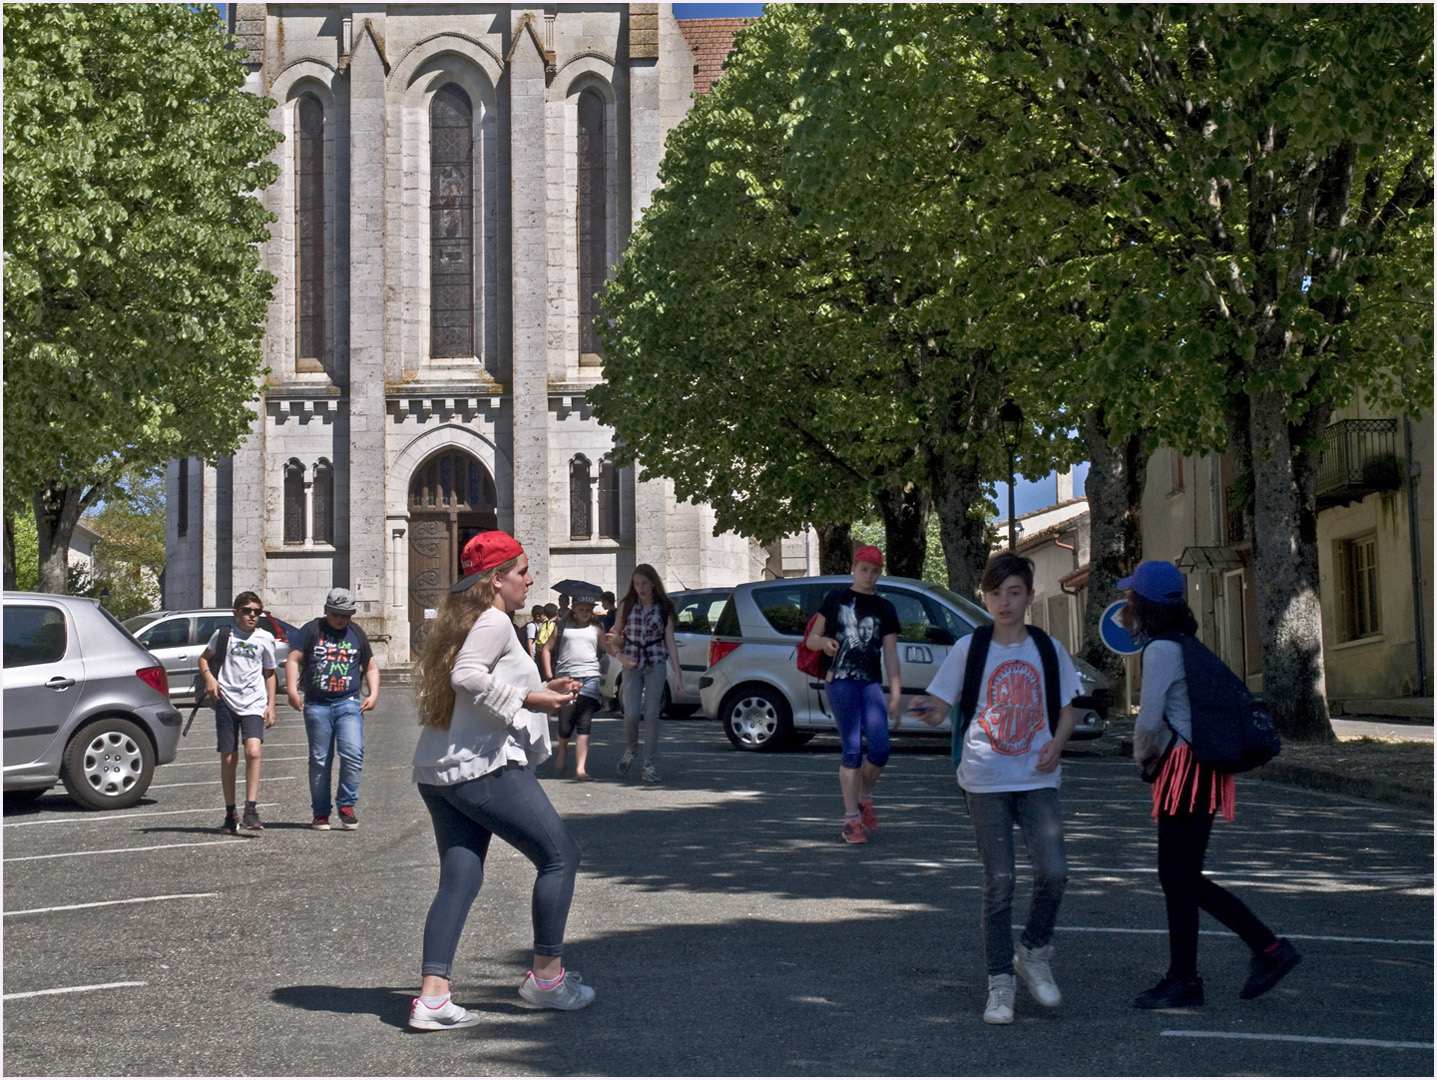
[291,620,373,703]
[817,588,900,685]
[206,626,276,717]
[925,632,1080,793]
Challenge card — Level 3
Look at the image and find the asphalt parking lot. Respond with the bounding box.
[4,695,1433,1077]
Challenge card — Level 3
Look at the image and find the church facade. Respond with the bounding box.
[165,4,808,663]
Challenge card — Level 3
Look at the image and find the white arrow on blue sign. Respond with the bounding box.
[1099,599,1142,655]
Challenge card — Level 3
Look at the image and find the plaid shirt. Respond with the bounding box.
[620,602,669,670]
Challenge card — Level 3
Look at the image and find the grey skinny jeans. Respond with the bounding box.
[621,663,668,766]
[964,786,1069,976]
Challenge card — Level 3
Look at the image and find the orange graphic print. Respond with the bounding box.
[976,659,1043,755]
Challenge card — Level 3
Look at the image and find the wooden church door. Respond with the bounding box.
[407,451,498,658]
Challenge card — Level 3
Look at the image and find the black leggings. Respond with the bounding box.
[1157,808,1277,981]
[418,766,581,977]
[557,694,599,739]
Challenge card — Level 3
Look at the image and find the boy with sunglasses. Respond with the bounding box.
[199,591,277,834]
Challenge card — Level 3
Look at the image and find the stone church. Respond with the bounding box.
[165,5,810,662]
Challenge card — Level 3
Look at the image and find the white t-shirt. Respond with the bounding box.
[925,631,1079,793]
[554,622,602,680]
[206,625,276,717]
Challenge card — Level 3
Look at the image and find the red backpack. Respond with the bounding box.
[796,612,829,678]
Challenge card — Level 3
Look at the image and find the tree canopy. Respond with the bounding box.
[3,3,280,589]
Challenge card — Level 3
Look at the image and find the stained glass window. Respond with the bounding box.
[578,90,606,362]
[313,459,334,544]
[570,456,592,539]
[598,455,619,540]
[284,460,306,544]
[296,96,325,363]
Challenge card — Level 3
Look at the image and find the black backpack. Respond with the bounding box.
[185,626,230,733]
[1147,634,1281,774]
[951,624,1062,766]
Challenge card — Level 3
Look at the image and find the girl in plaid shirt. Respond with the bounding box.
[605,564,683,783]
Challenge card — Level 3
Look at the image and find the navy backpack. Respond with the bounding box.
[1150,634,1281,774]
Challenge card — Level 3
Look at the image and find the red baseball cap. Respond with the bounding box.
[853,545,884,568]
[452,531,525,593]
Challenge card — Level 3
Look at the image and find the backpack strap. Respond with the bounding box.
[1026,625,1062,736]
[952,624,994,765]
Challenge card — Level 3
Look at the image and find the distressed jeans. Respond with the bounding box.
[964,786,1069,976]
[303,696,364,815]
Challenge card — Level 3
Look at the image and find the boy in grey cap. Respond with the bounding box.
[285,587,380,829]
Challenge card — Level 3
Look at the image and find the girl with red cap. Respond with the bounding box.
[408,531,594,1029]
[805,544,902,844]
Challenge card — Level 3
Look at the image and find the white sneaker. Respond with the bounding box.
[518,969,595,1011]
[641,764,661,783]
[983,973,1016,1025]
[1014,942,1062,1007]
[409,996,480,1031]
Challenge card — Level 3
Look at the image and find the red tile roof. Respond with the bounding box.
[677,18,754,95]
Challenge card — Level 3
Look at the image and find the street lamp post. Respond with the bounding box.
[998,398,1024,552]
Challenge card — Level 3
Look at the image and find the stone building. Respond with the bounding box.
[165,5,806,663]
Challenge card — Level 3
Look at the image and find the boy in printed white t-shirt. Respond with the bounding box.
[910,552,1079,1026]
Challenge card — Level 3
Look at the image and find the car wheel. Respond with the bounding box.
[720,685,794,752]
[61,717,155,810]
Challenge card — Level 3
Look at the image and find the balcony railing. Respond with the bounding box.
[1315,418,1401,509]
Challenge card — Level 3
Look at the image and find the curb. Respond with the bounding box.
[1114,736,1433,811]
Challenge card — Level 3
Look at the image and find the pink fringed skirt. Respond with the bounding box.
[1151,740,1235,822]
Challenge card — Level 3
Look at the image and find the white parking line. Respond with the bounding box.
[4,839,253,863]
[156,755,307,767]
[164,742,310,754]
[4,981,146,1001]
[1055,926,1433,946]
[5,893,218,917]
[148,777,295,790]
[859,858,1432,883]
[1161,1030,1433,1050]
[3,805,278,828]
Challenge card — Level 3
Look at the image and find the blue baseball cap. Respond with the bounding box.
[1116,560,1187,605]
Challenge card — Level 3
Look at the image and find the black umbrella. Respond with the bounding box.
[552,579,603,601]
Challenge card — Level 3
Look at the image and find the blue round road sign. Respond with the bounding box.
[1099,599,1141,655]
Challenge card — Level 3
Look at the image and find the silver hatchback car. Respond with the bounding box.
[699,575,1111,751]
[122,608,295,702]
[4,593,184,809]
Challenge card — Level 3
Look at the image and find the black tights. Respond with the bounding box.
[1157,809,1276,982]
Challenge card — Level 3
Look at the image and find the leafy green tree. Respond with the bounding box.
[985,4,1434,739]
[82,468,167,619]
[3,3,280,592]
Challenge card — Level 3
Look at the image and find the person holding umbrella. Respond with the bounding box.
[539,582,605,780]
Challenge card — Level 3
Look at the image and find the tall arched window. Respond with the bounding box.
[283,460,307,544]
[577,89,606,365]
[431,85,474,358]
[295,95,325,366]
[598,454,620,540]
[569,455,592,539]
[312,458,334,544]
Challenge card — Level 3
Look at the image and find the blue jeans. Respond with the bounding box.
[303,696,364,815]
[827,679,891,770]
[418,767,581,976]
[622,663,668,766]
[964,787,1069,975]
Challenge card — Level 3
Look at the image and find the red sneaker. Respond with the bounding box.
[842,819,868,844]
[858,799,879,834]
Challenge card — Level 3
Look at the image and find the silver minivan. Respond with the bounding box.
[699,575,1111,751]
[4,593,184,808]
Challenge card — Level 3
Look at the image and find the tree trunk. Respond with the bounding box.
[1079,407,1146,684]
[33,483,89,594]
[875,481,930,579]
[815,521,854,574]
[929,451,991,601]
[3,513,16,591]
[1247,392,1334,742]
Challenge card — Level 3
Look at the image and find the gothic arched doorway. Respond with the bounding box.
[408,450,498,658]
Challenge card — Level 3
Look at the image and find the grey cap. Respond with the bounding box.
[324,587,357,615]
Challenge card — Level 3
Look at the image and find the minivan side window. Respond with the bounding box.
[876,586,940,643]
[925,596,979,643]
[138,618,189,649]
[3,606,68,667]
[195,616,232,646]
[676,594,728,635]
[752,583,808,636]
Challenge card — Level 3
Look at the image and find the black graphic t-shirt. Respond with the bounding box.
[817,587,900,684]
[291,620,373,703]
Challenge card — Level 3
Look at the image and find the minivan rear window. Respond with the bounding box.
[753,583,808,636]
[4,606,68,667]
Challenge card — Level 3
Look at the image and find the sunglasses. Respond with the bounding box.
[237,607,263,616]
